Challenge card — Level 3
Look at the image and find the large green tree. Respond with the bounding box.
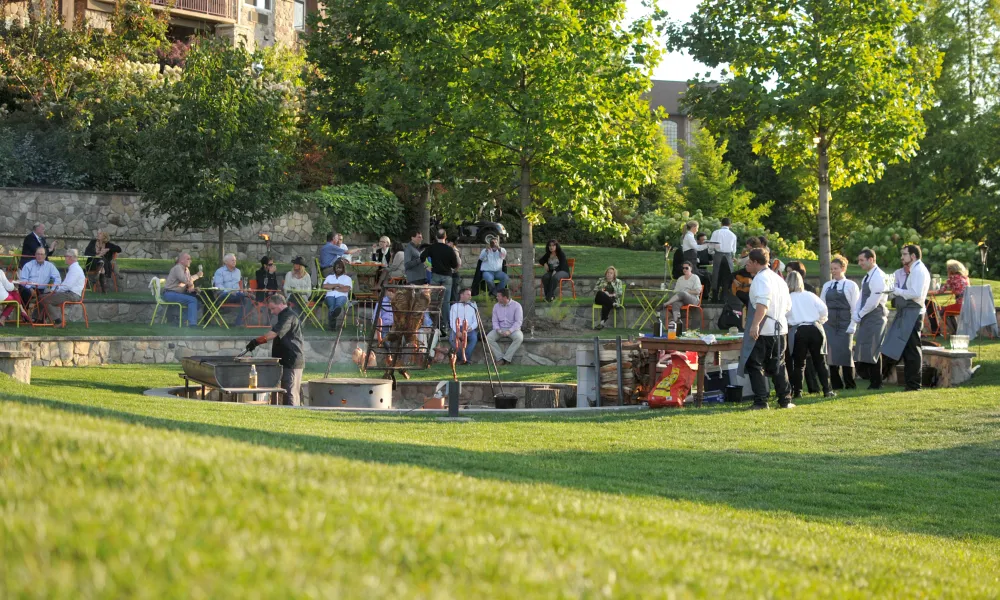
[134,39,302,262]
[836,0,1000,249]
[310,0,664,316]
[682,127,769,228]
[676,0,941,282]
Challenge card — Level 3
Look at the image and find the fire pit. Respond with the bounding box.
[308,378,393,409]
[179,355,286,404]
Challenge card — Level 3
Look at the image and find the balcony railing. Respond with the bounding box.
[151,0,234,20]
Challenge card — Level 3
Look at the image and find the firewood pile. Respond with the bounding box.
[597,341,646,405]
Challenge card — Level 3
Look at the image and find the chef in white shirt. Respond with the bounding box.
[786,271,835,399]
[852,248,889,389]
[820,255,860,390]
[707,217,738,302]
[881,244,931,391]
[737,248,795,410]
[449,288,479,365]
[40,249,86,326]
[681,220,709,281]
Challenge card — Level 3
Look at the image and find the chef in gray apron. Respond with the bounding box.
[853,249,889,389]
[881,245,931,391]
[736,249,794,409]
[821,256,859,389]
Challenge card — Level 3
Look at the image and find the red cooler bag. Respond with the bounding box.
[647,351,698,408]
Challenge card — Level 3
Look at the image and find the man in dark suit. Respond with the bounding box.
[20,223,55,267]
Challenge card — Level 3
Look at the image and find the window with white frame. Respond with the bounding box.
[661,120,678,152]
[294,0,304,29]
[245,0,271,11]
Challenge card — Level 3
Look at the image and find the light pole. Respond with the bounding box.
[977,243,989,355]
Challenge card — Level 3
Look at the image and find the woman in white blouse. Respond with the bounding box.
[681,220,709,281]
[786,271,835,399]
[660,261,702,326]
[0,268,29,326]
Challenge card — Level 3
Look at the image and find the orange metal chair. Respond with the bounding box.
[59,286,89,328]
[558,258,577,299]
[245,281,273,328]
[681,285,706,330]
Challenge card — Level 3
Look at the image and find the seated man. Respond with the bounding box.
[322,259,352,329]
[212,253,248,326]
[449,288,480,365]
[478,236,509,296]
[19,247,61,319]
[319,232,363,277]
[40,249,86,326]
[486,289,523,365]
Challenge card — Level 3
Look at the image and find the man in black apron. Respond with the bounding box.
[821,255,859,389]
[881,244,931,391]
[737,249,795,410]
[681,220,710,282]
[852,248,889,389]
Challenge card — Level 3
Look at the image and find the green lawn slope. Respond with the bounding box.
[2,348,1000,597]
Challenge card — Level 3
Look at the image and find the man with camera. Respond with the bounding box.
[478,235,509,296]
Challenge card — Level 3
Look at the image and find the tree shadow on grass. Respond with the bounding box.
[5,393,1000,542]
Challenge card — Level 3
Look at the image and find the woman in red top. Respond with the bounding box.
[937,259,970,317]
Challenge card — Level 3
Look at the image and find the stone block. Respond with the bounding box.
[0,350,32,384]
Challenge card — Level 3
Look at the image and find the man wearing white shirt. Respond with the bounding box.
[707,217,738,302]
[820,255,860,390]
[478,237,509,296]
[881,244,931,391]
[852,248,889,389]
[40,249,84,326]
[739,249,795,410]
[449,288,479,364]
[212,254,248,326]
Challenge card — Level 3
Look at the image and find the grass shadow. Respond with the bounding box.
[5,393,999,542]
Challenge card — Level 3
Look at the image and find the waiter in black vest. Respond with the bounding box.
[881,245,930,391]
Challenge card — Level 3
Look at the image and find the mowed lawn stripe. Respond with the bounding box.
[2,397,998,599]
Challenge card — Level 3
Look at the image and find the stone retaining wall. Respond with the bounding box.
[0,187,325,261]
[0,336,603,367]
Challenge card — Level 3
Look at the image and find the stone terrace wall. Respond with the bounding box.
[0,187,326,261]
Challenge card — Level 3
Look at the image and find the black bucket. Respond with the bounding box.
[725,385,743,403]
[494,394,518,409]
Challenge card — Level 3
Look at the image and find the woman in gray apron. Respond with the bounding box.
[823,277,856,389]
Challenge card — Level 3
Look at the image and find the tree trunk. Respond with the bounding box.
[218,220,226,265]
[519,157,535,319]
[817,136,831,285]
[418,181,431,241]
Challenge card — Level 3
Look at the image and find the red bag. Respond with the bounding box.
[647,351,698,408]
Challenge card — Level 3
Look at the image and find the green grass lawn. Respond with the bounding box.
[3,345,1000,596]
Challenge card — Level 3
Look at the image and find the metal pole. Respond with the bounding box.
[593,336,602,408]
[616,335,624,406]
[448,380,460,418]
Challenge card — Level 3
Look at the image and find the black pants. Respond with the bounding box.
[745,334,793,407]
[883,321,923,391]
[787,346,820,393]
[594,291,615,321]
[791,325,831,395]
[856,359,882,389]
[829,365,856,389]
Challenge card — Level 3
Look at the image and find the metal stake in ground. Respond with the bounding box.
[323,299,351,379]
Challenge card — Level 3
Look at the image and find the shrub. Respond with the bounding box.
[305,183,406,239]
[842,221,980,274]
[0,126,86,188]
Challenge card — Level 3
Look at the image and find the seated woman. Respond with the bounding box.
[593,266,623,330]
[371,236,392,265]
[936,259,970,320]
[786,271,835,399]
[538,239,569,302]
[660,261,701,327]
[386,242,406,281]
[84,231,123,293]
[283,256,312,314]
[255,256,280,301]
